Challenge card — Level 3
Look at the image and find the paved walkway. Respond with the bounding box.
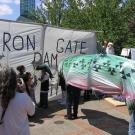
[30,97,130,135]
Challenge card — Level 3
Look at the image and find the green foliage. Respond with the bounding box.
[41,0,65,26]
[23,8,47,23]
[121,0,135,49]
[26,0,135,55]
[61,0,128,54]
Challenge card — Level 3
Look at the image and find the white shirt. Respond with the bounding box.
[106,46,115,54]
[0,92,35,135]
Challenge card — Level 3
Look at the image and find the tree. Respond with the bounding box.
[29,0,135,54]
[61,0,126,54]
[121,0,135,48]
[40,0,65,26]
[23,7,47,23]
[61,0,92,29]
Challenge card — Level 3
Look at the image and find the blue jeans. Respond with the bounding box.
[129,111,135,135]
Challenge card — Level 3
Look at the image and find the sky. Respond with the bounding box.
[0,0,41,21]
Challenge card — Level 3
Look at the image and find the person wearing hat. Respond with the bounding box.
[106,42,115,54]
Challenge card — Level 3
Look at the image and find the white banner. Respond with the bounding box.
[121,48,131,57]
[0,20,44,102]
[0,21,97,100]
[0,20,44,72]
[43,26,97,74]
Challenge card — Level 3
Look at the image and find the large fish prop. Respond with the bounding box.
[58,54,135,113]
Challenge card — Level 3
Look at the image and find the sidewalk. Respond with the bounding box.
[30,96,129,135]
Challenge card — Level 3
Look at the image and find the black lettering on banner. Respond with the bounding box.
[13,36,24,51]
[57,38,64,53]
[44,52,50,67]
[80,41,86,54]
[74,41,80,53]
[3,32,11,51]
[51,53,58,67]
[65,40,72,53]
[27,35,35,50]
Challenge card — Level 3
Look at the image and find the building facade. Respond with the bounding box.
[20,0,35,16]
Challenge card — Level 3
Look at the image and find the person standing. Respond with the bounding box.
[83,89,92,101]
[106,42,115,54]
[101,40,109,54]
[103,40,109,48]
[39,70,50,108]
[0,66,35,135]
[65,85,81,120]
[23,72,37,104]
[120,62,135,135]
[128,106,135,135]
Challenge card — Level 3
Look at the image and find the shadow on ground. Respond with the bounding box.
[81,109,129,135]
[29,99,65,124]
[29,92,103,124]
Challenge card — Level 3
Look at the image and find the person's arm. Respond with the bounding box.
[46,67,53,79]
[23,93,35,116]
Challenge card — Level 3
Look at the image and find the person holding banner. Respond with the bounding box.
[39,70,50,109]
[65,85,81,120]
